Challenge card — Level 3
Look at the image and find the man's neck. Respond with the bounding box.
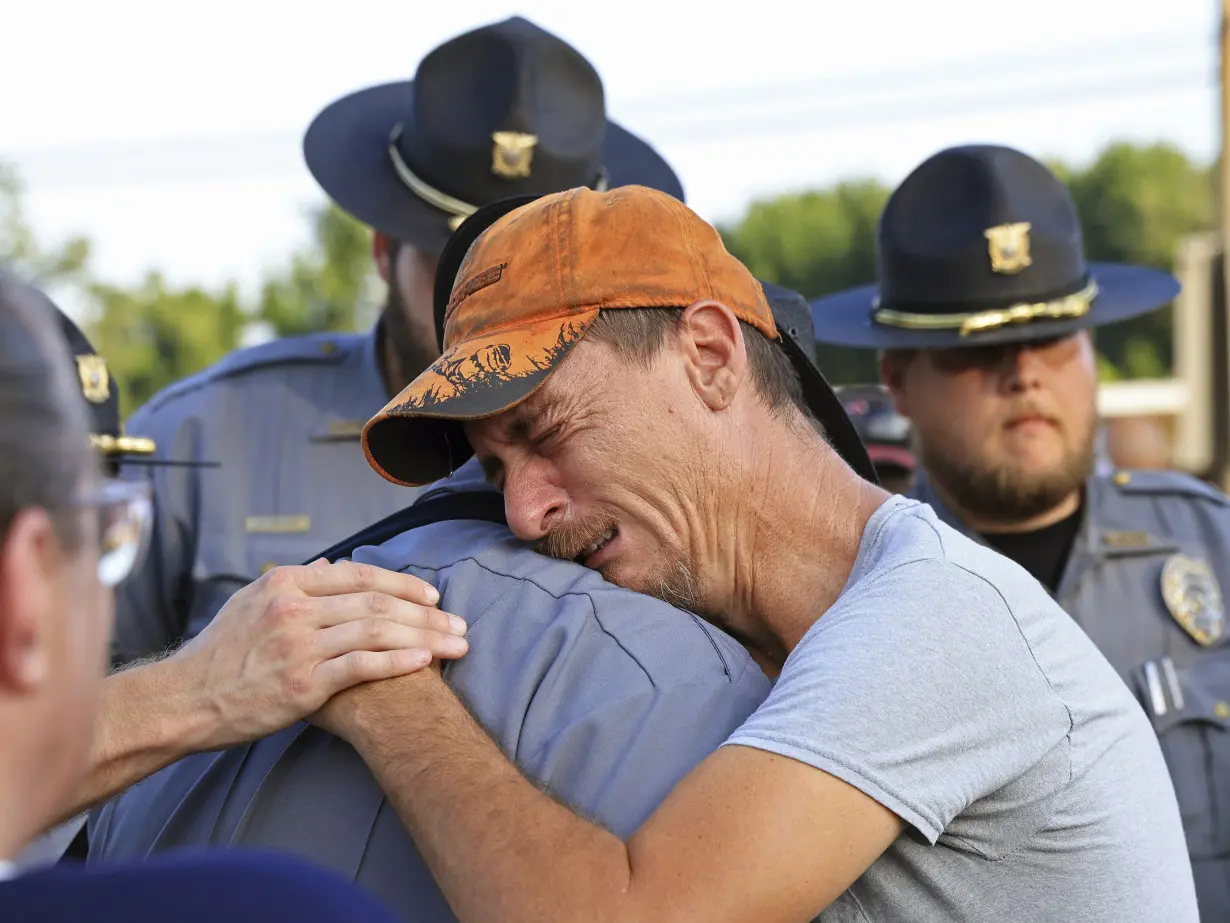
[715,428,891,673]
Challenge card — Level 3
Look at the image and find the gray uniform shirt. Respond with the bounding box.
[728,496,1198,922]
[89,462,771,922]
[114,327,415,663]
[913,468,1230,919]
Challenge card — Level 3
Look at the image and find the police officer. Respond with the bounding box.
[810,143,1227,919]
[16,302,214,870]
[4,275,478,878]
[112,16,687,664]
[836,383,916,493]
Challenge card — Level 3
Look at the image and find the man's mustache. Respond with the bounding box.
[1002,399,1062,428]
[534,512,619,562]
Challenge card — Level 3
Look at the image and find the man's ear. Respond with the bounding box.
[879,350,911,418]
[372,232,395,284]
[0,509,57,695]
[677,300,748,412]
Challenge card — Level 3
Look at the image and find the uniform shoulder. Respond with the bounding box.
[1102,468,1230,508]
[137,331,366,416]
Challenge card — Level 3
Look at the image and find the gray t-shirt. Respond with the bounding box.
[726,496,1198,922]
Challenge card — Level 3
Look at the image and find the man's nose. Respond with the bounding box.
[502,461,568,542]
[1001,343,1045,392]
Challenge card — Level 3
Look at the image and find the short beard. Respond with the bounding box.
[535,513,700,613]
[921,435,1095,525]
[380,283,439,383]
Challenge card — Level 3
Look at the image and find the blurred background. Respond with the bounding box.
[3,0,1228,484]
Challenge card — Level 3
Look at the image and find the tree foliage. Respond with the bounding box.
[258,203,378,338]
[89,272,247,416]
[0,162,91,285]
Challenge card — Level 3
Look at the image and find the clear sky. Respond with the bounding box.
[2,0,1221,307]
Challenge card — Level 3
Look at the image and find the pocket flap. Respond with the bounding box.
[1134,653,1230,735]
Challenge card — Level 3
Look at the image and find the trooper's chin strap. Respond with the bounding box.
[386,123,609,231]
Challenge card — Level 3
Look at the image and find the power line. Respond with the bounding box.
[618,27,1212,115]
[648,67,1215,142]
[4,58,1214,191]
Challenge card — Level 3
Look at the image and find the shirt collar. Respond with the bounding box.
[0,859,16,881]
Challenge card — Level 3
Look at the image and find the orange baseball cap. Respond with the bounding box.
[362,185,875,487]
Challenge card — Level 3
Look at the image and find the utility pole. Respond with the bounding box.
[1217,0,1230,489]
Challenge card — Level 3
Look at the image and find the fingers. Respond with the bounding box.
[313,648,434,693]
[289,560,441,607]
[304,591,467,635]
[312,618,469,663]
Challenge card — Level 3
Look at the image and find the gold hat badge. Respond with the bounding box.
[75,354,111,403]
[491,132,539,179]
[984,222,1033,275]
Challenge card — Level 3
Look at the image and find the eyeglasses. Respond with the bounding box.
[70,479,154,588]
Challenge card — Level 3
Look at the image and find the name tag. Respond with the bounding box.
[1101,530,1151,548]
[245,515,312,534]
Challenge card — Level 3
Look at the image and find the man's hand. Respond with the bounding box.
[168,560,468,751]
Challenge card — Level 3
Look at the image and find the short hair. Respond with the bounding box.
[584,308,821,428]
[0,272,95,550]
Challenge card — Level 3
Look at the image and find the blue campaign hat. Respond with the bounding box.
[53,305,219,472]
[809,144,1180,350]
[303,16,684,256]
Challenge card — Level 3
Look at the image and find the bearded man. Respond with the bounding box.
[811,144,1230,922]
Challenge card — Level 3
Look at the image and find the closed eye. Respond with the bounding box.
[531,424,562,450]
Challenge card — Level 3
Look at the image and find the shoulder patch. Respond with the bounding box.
[1105,469,1230,507]
[139,332,364,415]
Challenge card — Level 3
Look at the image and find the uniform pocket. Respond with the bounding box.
[1133,653,1230,859]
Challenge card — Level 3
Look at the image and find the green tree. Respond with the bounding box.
[89,272,247,416]
[720,180,890,383]
[258,203,378,337]
[0,161,91,285]
[88,202,378,418]
[1065,142,1215,378]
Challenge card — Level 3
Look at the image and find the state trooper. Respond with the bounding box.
[15,298,213,870]
[112,15,686,664]
[836,383,916,493]
[811,143,1228,920]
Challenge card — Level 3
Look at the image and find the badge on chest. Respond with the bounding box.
[1160,554,1225,647]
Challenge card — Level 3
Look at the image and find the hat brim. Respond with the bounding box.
[363,308,600,486]
[808,263,1180,350]
[303,81,685,255]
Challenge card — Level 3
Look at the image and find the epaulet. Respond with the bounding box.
[140,331,363,415]
[1104,469,1230,507]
